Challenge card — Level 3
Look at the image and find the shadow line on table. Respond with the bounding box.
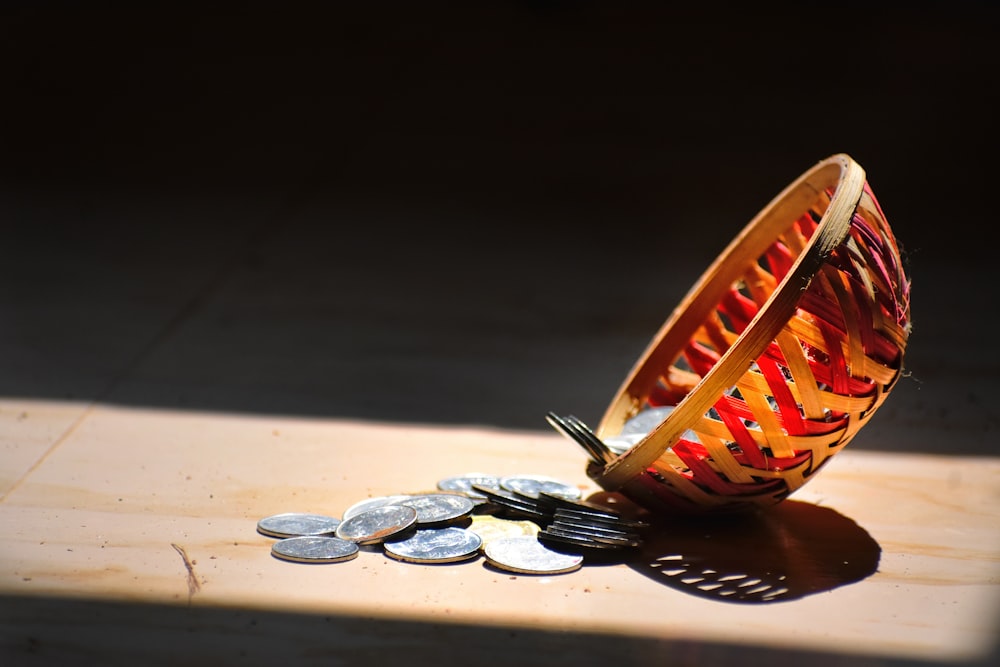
[1,589,985,667]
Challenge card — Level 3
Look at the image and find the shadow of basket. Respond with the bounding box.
[588,492,880,603]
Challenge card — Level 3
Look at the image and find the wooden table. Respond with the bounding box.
[2,399,997,666]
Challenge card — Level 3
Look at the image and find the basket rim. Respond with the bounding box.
[594,153,866,490]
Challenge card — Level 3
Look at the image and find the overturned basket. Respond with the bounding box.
[589,154,911,514]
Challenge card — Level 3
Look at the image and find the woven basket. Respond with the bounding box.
[590,154,911,514]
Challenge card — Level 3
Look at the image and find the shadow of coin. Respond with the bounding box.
[585,493,880,603]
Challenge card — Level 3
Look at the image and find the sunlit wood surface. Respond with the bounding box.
[2,401,997,666]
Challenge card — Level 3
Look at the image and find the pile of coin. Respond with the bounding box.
[257,473,648,575]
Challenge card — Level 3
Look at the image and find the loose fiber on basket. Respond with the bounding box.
[591,155,911,514]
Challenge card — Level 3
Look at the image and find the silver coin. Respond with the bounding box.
[270,536,359,563]
[619,406,700,443]
[390,493,475,525]
[500,474,582,500]
[482,535,583,575]
[335,505,418,545]
[256,512,342,538]
[436,473,502,499]
[603,433,644,454]
[342,494,411,520]
[621,406,676,436]
[383,527,482,564]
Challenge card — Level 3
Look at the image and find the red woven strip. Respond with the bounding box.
[804,355,875,396]
[801,417,847,435]
[684,341,720,377]
[648,382,687,407]
[859,184,911,326]
[793,211,819,240]
[799,289,847,337]
[817,319,850,395]
[764,240,795,282]
[720,288,758,333]
[762,449,812,471]
[757,356,806,436]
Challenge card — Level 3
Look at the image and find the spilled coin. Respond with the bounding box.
[335,505,418,545]
[384,527,482,564]
[271,536,360,564]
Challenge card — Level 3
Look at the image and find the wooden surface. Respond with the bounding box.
[1,399,998,666]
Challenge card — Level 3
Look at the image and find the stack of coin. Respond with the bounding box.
[256,471,649,574]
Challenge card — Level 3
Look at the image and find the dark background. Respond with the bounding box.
[2,1,997,451]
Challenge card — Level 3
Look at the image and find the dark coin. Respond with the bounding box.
[545,523,642,548]
[553,507,650,530]
[500,474,582,500]
[535,492,623,520]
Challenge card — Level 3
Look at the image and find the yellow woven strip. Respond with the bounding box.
[779,222,809,257]
[879,317,908,353]
[661,365,701,396]
[784,428,846,452]
[785,313,828,353]
[858,357,896,385]
[742,262,777,306]
[776,330,826,419]
[695,312,736,355]
[743,389,796,458]
[812,390,877,414]
[696,416,744,442]
[747,459,810,493]
[698,433,756,483]
[643,445,688,472]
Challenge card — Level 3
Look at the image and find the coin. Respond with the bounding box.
[535,491,623,519]
[554,507,650,530]
[549,518,642,543]
[500,474,582,500]
[342,495,411,520]
[383,527,482,564]
[270,536,359,563]
[545,412,614,465]
[483,536,583,575]
[545,523,642,547]
[621,406,676,436]
[436,473,502,500]
[603,433,644,454]
[335,505,418,545]
[256,512,342,539]
[471,484,549,520]
[391,493,475,525]
[537,530,637,560]
[468,514,540,547]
